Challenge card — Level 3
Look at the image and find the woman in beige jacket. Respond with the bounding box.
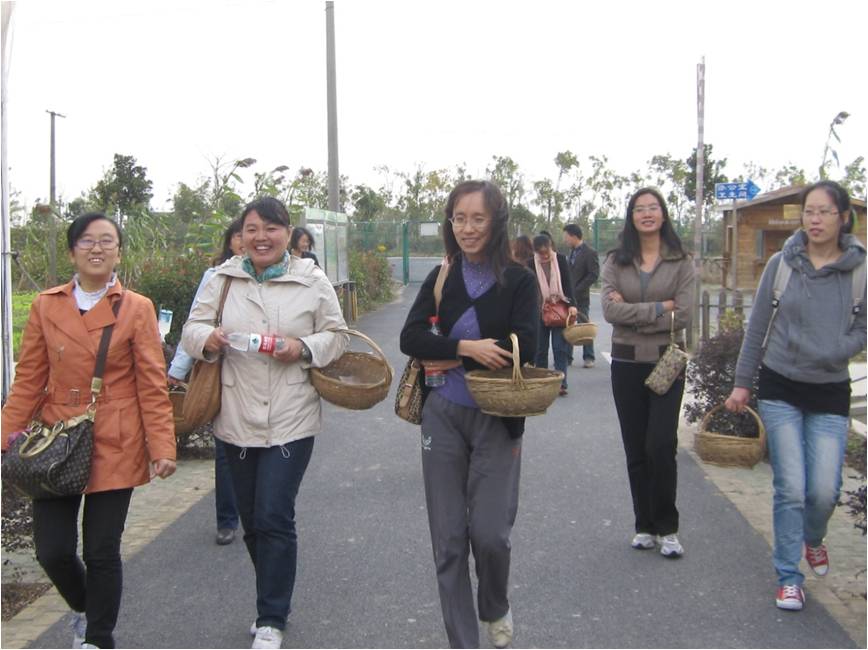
[601,187,695,559]
[181,198,347,649]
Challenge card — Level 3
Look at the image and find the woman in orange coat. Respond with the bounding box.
[1,213,176,649]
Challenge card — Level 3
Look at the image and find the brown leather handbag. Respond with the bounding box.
[542,298,571,328]
[179,278,233,430]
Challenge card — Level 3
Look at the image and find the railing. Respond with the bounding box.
[698,288,753,341]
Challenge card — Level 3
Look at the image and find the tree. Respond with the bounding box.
[840,156,866,199]
[485,155,524,210]
[647,154,689,224]
[771,164,807,189]
[820,111,850,180]
[350,184,387,222]
[90,154,154,227]
[684,144,728,211]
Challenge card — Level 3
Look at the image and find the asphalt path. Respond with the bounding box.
[33,285,855,648]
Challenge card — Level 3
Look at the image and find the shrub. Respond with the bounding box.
[130,252,210,347]
[350,250,394,313]
[11,292,38,360]
[685,310,760,438]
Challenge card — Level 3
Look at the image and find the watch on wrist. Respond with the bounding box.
[299,340,312,363]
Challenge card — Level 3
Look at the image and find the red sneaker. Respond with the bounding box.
[776,585,805,611]
[805,543,829,576]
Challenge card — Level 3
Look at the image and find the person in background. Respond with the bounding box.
[563,223,599,368]
[511,235,534,266]
[725,180,866,612]
[182,197,347,649]
[601,187,695,559]
[290,225,320,267]
[168,219,243,546]
[400,180,538,649]
[529,234,578,396]
[1,213,176,649]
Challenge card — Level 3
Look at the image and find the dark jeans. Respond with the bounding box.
[535,320,570,389]
[610,360,684,536]
[214,438,239,530]
[32,488,133,649]
[225,438,315,631]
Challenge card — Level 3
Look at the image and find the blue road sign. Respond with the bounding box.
[715,180,761,201]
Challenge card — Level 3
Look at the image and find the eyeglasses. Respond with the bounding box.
[633,204,661,215]
[449,215,490,230]
[802,208,839,219]
[75,238,119,251]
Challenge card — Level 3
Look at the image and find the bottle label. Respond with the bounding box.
[257,335,280,354]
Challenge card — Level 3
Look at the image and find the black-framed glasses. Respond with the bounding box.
[75,238,119,251]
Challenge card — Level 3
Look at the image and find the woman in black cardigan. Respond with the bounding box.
[400,180,538,649]
[528,234,578,395]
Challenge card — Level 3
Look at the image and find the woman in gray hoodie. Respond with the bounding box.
[726,180,866,612]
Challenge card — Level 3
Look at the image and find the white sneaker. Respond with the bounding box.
[251,625,283,649]
[250,621,258,636]
[659,533,684,558]
[631,533,655,550]
[486,609,513,649]
[70,611,86,649]
[81,644,100,649]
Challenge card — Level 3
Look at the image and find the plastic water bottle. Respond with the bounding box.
[226,332,285,355]
[425,317,447,387]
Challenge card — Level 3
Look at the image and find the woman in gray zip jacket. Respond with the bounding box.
[726,180,866,612]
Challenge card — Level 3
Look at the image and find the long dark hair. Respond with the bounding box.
[290,225,316,252]
[511,235,534,264]
[611,187,686,266]
[212,218,243,266]
[443,180,512,284]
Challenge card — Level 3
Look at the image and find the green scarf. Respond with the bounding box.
[242,252,289,283]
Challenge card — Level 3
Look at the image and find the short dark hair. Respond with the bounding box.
[241,197,291,228]
[66,213,123,251]
[563,223,583,239]
[290,226,316,251]
[612,187,686,266]
[801,180,854,235]
[443,180,513,285]
[532,234,551,251]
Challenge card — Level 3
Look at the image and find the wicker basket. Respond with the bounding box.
[563,321,598,346]
[311,329,393,410]
[694,403,766,468]
[466,333,563,417]
[168,384,196,436]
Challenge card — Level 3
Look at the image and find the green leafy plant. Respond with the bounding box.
[11,292,38,360]
[349,250,394,313]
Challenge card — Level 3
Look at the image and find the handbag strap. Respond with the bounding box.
[433,260,449,314]
[214,276,234,327]
[89,294,124,403]
[669,310,676,344]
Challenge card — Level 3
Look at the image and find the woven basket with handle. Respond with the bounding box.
[311,329,393,410]
[465,333,563,417]
[694,403,766,468]
[563,319,598,346]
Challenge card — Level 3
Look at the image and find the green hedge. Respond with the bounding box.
[350,250,393,313]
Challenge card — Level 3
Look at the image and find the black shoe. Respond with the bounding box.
[216,528,236,545]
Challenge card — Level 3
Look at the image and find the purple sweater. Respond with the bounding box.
[434,256,496,407]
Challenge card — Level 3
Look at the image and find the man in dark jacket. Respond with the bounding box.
[563,224,599,367]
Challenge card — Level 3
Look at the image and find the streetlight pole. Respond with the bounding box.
[325,1,340,213]
[691,57,705,349]
[46,109,65,287]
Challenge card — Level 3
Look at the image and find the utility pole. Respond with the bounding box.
[46,109,65,287]
[691,57,705,348]
[2,1,16,401]
[325,1,340,212]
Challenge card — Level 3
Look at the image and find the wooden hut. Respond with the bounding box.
[720,185,867,290]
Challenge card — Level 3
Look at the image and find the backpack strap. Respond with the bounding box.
[761,255,791,350]
[850,259,866,329]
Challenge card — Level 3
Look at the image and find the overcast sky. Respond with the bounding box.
[4,0,867,212]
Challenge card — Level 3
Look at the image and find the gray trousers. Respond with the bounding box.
[421,392,522,649]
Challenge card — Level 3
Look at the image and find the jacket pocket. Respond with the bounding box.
[284,363,308,386]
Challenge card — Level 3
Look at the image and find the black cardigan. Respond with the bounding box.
[399,260,540,438]
[526,252,576,309]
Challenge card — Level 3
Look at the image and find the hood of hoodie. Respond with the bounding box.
[782,230,866,277]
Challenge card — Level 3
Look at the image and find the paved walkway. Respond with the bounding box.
[1,287,865,648]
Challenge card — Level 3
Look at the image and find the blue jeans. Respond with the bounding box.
[536,320,570,389]
[215,438,239,530]
[225,437,315,630]
[759,400,848,587]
